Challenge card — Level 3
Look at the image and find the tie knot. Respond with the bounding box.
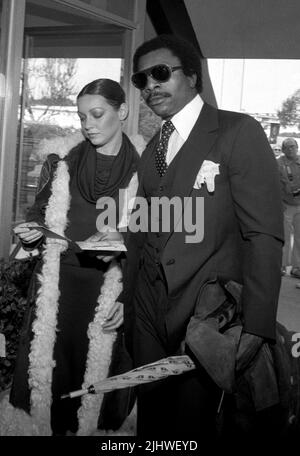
[161,120,175,140]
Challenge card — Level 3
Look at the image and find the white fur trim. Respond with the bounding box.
[28,159,71,435]
[37,131,84,160]
[77,261,122,435]
[0,392,41,436]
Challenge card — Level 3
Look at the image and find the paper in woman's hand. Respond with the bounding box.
[76,240,127,252]
[25,225,126,252]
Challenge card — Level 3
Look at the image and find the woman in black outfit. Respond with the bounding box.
[6,79,139,436]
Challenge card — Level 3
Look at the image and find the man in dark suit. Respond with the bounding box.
[123,34,284,439]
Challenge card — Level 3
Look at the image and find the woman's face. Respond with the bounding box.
[77,94,125,147]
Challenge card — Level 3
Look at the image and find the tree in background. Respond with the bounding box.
[24,58,77,121]
[277,89,300,128]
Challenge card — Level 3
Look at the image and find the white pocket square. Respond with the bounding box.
[193,160,220,192]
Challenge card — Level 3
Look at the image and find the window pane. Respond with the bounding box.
[208,58,300,146]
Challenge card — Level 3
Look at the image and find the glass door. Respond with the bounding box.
[14,1,126,224]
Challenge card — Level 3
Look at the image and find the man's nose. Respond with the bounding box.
[143,75,160,92]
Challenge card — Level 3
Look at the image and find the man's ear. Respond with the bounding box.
[188,73,197,89]
[119,103,129,121]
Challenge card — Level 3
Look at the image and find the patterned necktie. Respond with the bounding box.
[155,120,175,177]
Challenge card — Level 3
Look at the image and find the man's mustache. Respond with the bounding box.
[146,92,171,103]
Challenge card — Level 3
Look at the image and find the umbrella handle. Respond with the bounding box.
[61,385,96,399]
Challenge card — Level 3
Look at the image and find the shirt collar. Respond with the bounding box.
[163,94,203,141]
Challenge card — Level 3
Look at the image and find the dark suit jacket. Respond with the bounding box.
[123,103,284,349]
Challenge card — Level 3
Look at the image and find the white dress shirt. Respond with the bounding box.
[161,94,204,165]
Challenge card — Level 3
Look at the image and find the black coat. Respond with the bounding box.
[123,103,284,352]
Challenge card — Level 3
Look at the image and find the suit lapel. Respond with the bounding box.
[167,103,219,200]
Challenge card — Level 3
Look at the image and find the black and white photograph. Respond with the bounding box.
[0,0,300,453]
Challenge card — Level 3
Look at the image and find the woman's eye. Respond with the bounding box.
[93,112,103,119]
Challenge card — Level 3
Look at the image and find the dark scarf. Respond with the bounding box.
[76,133,139,203]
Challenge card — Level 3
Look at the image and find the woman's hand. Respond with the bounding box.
[98,229,124,242]
[85,229,123,243]
[96,252,121,263]
[84,232,104,243]
[84,228,124,263]
[13,221,43,244]
[101,301,124,332]
[96,229,124,262]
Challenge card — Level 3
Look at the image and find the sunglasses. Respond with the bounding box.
[131,64,183,90]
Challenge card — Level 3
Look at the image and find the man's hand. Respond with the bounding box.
[13,222,43,244]
[101,301,124,332]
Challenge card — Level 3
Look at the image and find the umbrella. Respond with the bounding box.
[61,355,196,399]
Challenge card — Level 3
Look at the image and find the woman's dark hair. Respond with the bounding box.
[77,78,125,109]
[133,34,202,93]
